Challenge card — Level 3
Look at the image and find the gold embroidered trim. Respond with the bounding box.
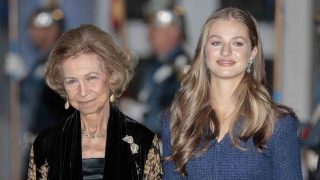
[27,146,50,180]
[27,146,36,180]
[144,135,163,180]
[38,160,50,179]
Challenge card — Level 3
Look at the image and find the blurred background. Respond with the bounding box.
[0,0,319,179]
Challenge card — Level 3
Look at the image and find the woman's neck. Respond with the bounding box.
[210,78,239,107]
[210,77,242,123]
[81,103,110,135]
[210,77,242,141]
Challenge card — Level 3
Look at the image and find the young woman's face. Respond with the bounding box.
[62,53,111,115]
[205,18,257,81]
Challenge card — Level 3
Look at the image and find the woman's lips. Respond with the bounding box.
[216,59,236,66]
[78,98,95,105]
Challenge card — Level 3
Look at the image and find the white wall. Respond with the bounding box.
[282,0,313,122]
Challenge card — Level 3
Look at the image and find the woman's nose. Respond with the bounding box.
[221,44,231,57]
[79,82,88,97]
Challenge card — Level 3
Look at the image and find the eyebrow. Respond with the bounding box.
[63,72,100,79]
[208,34,221,39]
[208,34,247,41]
[85,72,100,77]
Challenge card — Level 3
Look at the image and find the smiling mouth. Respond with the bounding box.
[216,60,236,66]
[79,99,95,105]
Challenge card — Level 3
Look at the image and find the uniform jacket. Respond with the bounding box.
[139,46,190,134]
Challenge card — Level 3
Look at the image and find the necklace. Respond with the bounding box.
[81,128,106,139]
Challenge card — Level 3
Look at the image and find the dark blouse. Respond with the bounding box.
[82,158,104,180]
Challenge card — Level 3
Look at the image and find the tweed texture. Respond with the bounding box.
[161,113,302,180]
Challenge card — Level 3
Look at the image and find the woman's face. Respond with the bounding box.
[62,53,111,115]
[205,18,257,81]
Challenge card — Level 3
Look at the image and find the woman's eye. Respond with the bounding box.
[211,42,221,46]
[233,42,244,47]
[65,79,77,85]
[87,76,97,80]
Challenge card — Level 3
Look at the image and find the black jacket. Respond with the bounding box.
[28,106,160,179]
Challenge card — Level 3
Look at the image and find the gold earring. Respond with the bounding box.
[64,100,70,109]
[109,90,115,103]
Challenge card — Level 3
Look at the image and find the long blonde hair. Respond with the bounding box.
[168,7,292,176]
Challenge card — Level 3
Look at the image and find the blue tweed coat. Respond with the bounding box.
[161,112,302,180]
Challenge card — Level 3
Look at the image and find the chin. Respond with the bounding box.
[78,108,99,115]
[78,104,109,115]
[213,71,245,79]
[76,104,97,113]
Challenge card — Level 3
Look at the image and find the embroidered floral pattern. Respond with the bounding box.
[27,146,50,180]
[144,135,163,180]
[38,160,50,179]
[122,135,139,154]
[28,146,36,180]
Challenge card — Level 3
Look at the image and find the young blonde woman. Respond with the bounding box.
[161,7,302,179]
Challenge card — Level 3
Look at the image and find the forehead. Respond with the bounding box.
[208,18,249,38]
[62,53,105,76]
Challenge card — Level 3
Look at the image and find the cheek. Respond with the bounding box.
[97,85,109,97]
[205,45,220,58]
[94,80,110,98]
[205,46,219,66]
[234,49,251,61]
[205,46,211,62]
[205,47,212,67]
[65,87,77,99]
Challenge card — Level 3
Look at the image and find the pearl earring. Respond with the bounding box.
[64,100,70,110]
[110,90,115,102]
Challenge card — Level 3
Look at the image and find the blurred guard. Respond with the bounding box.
[135,6,190,135]
[20,6,72,144]
[27,7,64,56]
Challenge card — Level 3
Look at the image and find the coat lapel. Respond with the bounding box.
[104,106,138,180]
[58,111,83,179]
[57,106,137,180]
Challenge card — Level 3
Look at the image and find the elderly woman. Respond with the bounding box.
[28,24,162,179]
